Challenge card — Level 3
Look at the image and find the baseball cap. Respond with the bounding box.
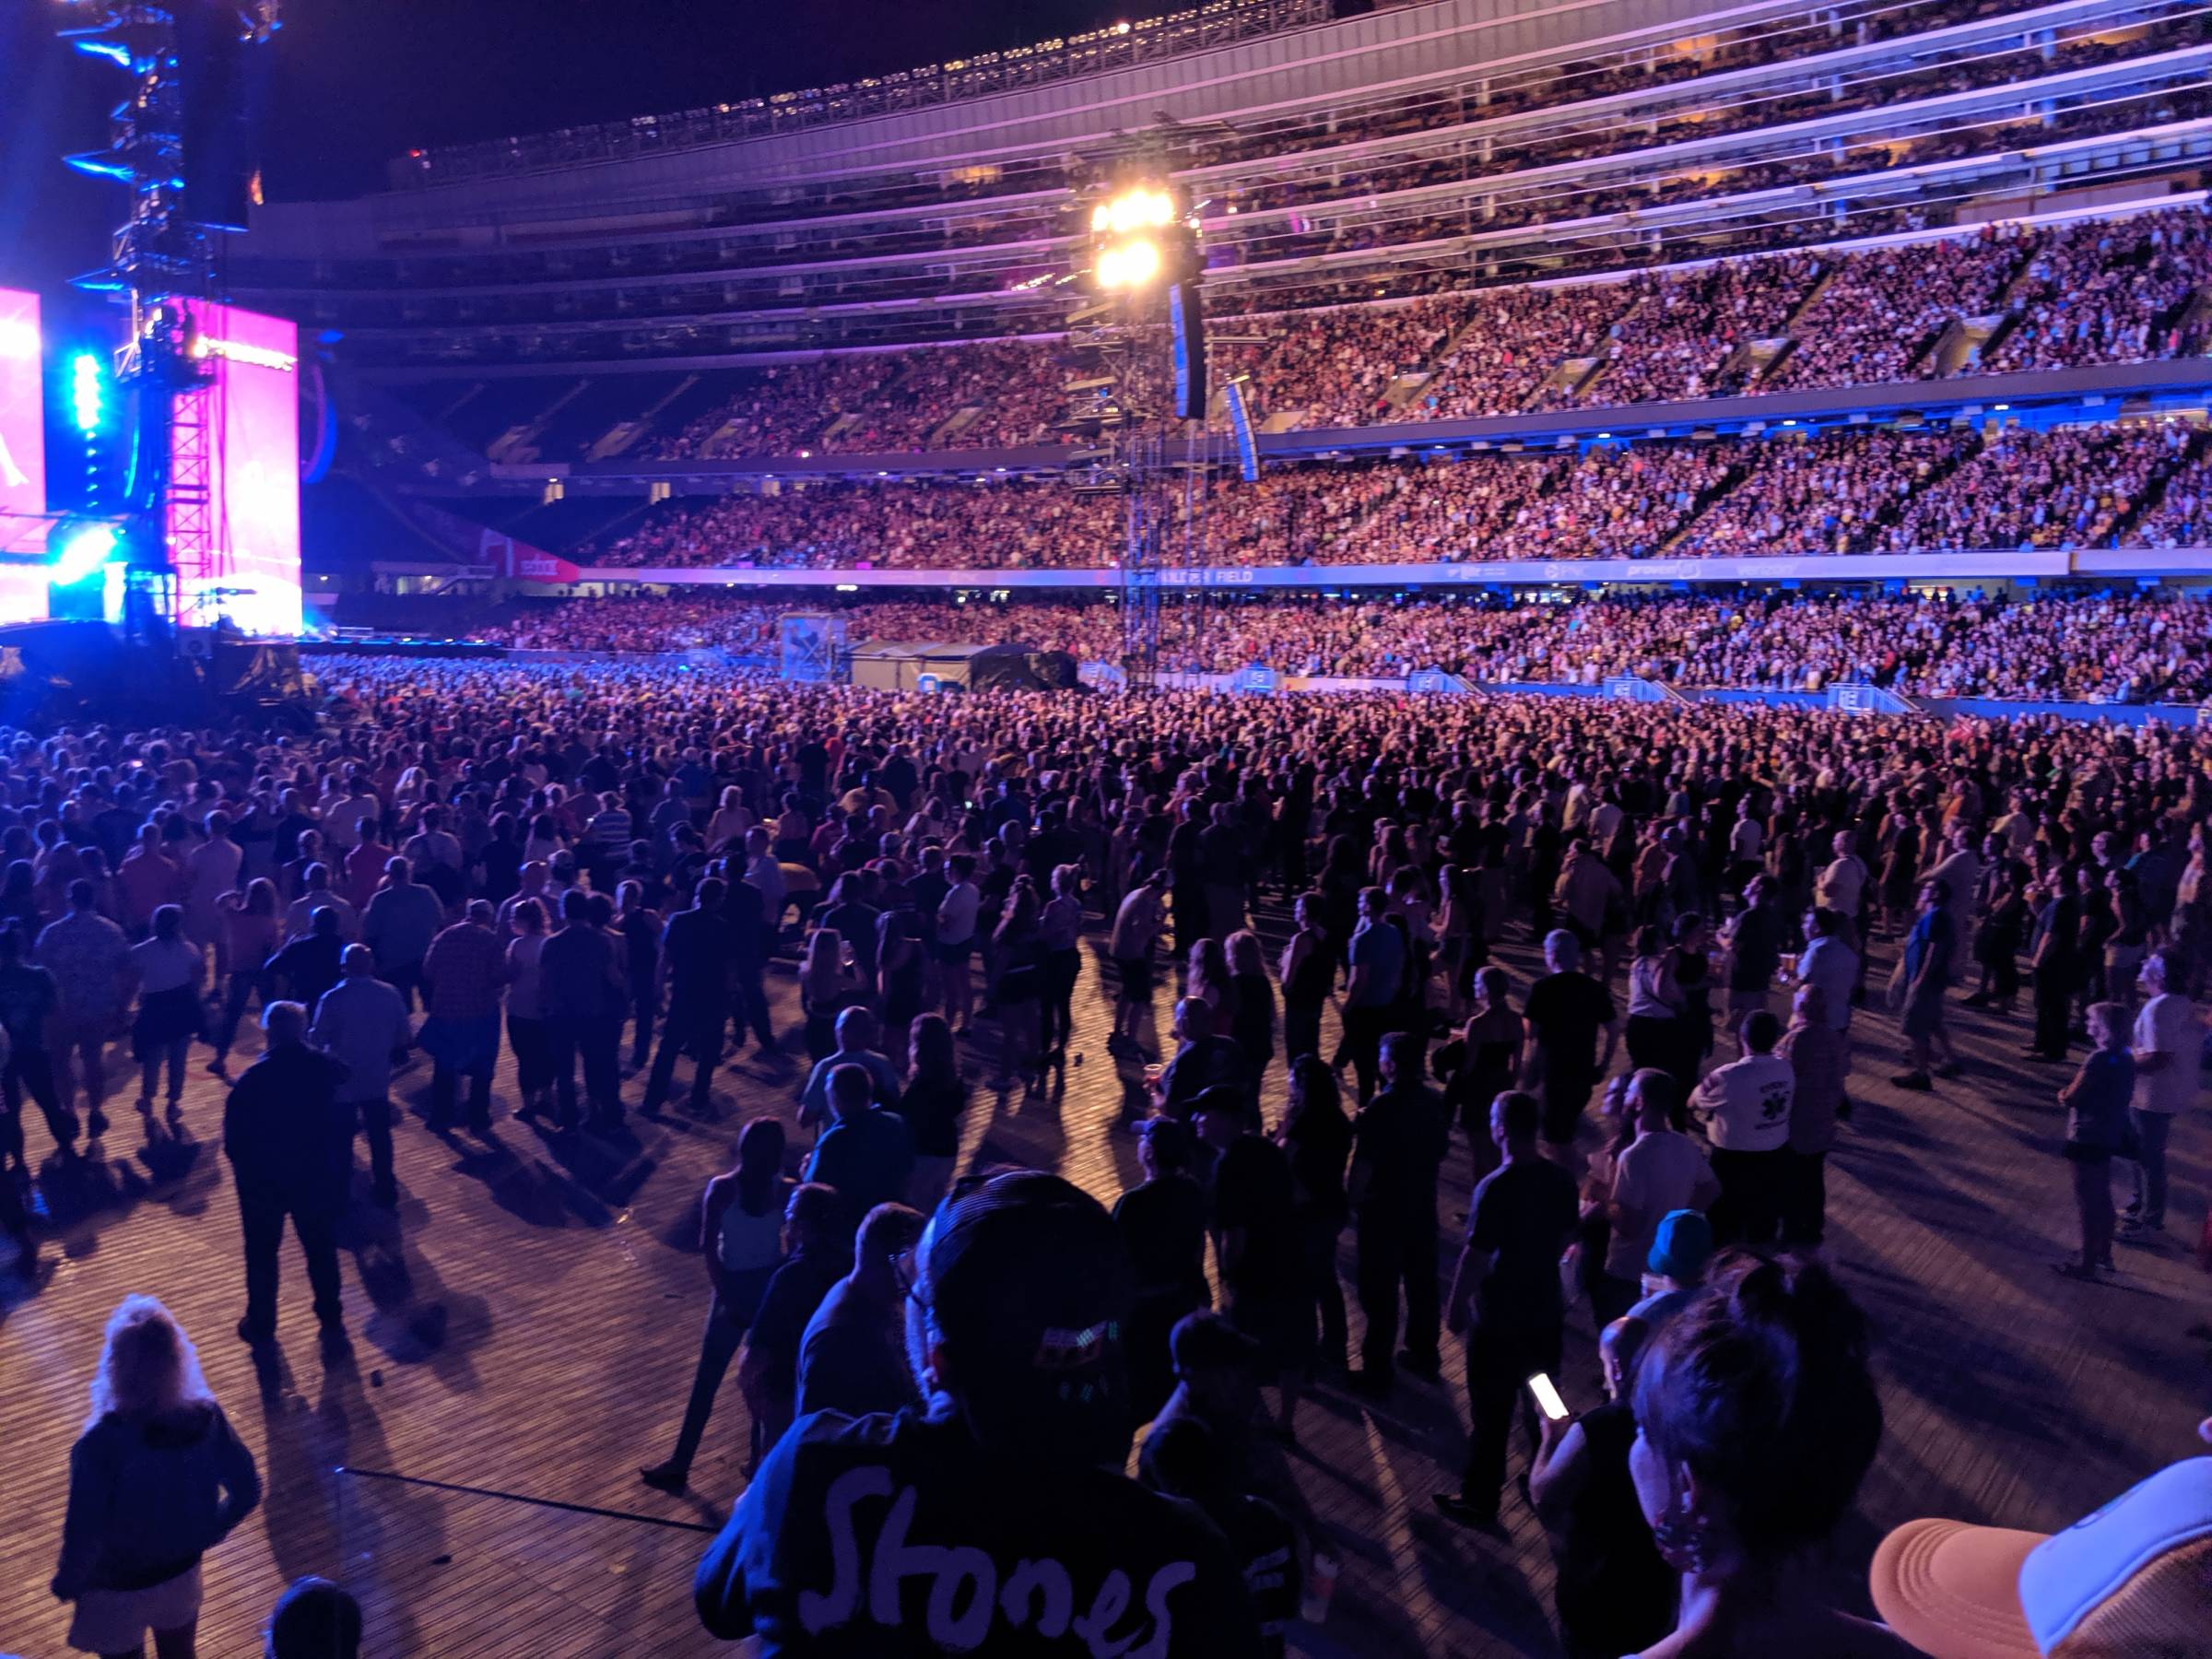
[1170,1309,1260,1376]
[1192,1083,1247,1119]
[1870,1457,2212,1657]
[921,1171,1135,1468]
[1647,1208,1714,1282]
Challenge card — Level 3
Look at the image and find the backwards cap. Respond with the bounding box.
[921,1171,1135,1468]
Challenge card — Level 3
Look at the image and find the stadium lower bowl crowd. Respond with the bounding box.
[6,648,2210,1657]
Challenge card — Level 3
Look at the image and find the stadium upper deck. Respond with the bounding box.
[240,0,2212,347]
[240,0,2212,539]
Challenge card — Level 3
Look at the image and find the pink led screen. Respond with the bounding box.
[172,299,300,633]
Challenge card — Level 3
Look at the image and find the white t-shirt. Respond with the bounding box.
[2132,992,2199,1117]
[1690,1053,1794,1152]
[130,935,204,996]
[324,793,381,851]
[1796,936,1857,1031]
[1606,1130,1714,1278]
[1926,850,1980,923]
[936,881,981,947]
[1817,854,1868,916]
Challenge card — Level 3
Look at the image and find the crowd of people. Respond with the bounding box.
[13,654,2208,1654]
[651,341,1071,461]
[588,477,1119,571]
[595,201,2212,463]
[468,594,787,654]
[583,416,2212,571]
[455,585,2212,703]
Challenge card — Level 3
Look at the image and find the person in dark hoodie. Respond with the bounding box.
[223,1000,355,1357]
[52,1296,262,1659]
[694,1171,1262,1655]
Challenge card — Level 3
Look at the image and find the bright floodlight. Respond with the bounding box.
[0,318,37,360]
[1091,188,1176,236]
[51,522,118,585]
[1097,238,1163,289]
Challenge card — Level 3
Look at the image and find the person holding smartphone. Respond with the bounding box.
[1435,1088,1580,1529]
[1527,1318,1676,1659]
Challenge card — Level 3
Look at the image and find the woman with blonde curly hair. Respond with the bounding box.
[52,1296,261,1659]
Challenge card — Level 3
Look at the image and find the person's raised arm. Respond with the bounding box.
[1527,1414,1590,1517]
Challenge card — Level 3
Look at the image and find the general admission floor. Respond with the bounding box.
[0,908,2206,1658]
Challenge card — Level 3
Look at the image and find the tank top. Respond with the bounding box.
[1285,934,1334,1011]
[506,934,547,1019]
[718,1182,791,1273]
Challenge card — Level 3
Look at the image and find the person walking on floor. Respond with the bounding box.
[1689,1010,1794,1247]
[898,1012,967,1214]
[1039,863,1085,1065]
[734,1181,849,1470]
[1589,1070,1718,1323]
[1347,1030,1450,1394]
[37,878,131,1137]
[359,858,442,1014]
[0,921,76,1174]
[224,1001,354,1356]
[801,1062,914,1237]
[1891,878,1961,1090]
[639,1118,794,1493]
[1280,1054,1353,1375]
[1277,892,1334,1066]
[1524,1316,1676,1658]
[642,877,735,1118]
[1523,928,1621,1150]
[793,1200,926,1421]
[1778,983,1848,1247]
[310,946,411,1210]
[1339,887,1406,1104]
[128,905,206,1132]
[615,878,663,1075]
[1435,1088,1581,1529]
[418,901,508,1135]
[2027,872,2082,1064]
[539,888,627,1134]
[51,1296,261,1659]
[2123,949,2195,1242]
[206,879,281,1080]
[503,899,555,1122]
[1113,1115,1214,1423]
[2055,1001,2135,1279]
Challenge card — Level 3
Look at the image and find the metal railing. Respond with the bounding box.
[387,0,1332,190]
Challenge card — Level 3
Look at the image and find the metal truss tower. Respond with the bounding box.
[57,0,279,631]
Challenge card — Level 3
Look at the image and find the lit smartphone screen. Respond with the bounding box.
[1527,1371,1570,1421]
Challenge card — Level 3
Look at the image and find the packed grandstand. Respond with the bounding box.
[230,0,2212,700]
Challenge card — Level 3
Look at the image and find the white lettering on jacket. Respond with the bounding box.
[798,1465,1199,1655]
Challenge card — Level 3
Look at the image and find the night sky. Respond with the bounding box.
[2,0,1137,305]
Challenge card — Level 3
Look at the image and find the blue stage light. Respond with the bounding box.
[70,353,106,432]
[51,523,118,585]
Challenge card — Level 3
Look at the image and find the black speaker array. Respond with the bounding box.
[175,6,271,231]
[1171,282,1207,421]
